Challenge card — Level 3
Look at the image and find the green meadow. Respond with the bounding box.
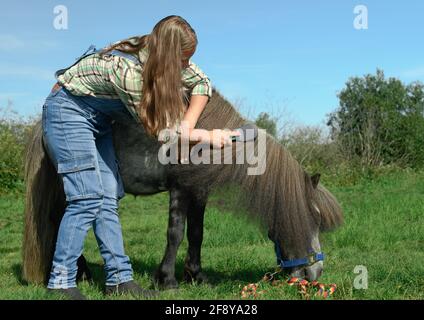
[0,169,423,300]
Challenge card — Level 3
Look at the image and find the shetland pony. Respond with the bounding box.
[22,89,343,288]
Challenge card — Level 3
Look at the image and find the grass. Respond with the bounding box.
[0,170,423,300]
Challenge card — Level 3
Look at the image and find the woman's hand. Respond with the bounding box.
[183,128,241,148]
[204,129,241,149]
[178,128,241,163]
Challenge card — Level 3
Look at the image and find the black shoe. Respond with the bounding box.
[47,287,87,300]
[105,280,158,299]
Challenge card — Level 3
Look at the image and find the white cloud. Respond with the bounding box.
[0,34,25,51]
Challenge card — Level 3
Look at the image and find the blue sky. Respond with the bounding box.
[1,0,423,126]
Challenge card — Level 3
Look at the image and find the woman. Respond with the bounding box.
[42,15,239,300]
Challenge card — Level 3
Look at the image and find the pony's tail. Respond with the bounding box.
[22,121,65,284]
[315,185,344,232]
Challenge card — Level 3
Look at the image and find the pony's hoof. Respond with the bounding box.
[159,279,179,290]
[154,272,179,290]
[184,270,209,285]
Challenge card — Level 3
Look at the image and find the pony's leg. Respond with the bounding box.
[76,255,92,283]
[154,187,190,289]
[183,196,208,284]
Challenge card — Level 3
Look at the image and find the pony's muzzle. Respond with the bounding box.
[289,261,323,281]
[304,261,324,281]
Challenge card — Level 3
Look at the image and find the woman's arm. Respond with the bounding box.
[180,62,239,147]
[183,95,209,131]
[181,95,240,148]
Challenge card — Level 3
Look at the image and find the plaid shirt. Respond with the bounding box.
[57,46,212,123]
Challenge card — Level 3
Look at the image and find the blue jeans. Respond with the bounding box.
[42,87,134,288]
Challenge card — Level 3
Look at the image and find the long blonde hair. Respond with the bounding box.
[104,15,198,136]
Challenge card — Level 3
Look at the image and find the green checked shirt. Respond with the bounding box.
[57,45,212,124]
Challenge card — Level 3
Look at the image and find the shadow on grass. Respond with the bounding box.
[11,261,109,292]
[84,260,158,291]
[11,258,272,293]
[202,267,273,285]
[12,263,29,286]
[131,258,272,288]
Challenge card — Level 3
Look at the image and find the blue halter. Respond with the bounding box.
[274,241,324,269]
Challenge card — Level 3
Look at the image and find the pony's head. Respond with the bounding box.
[267,170,343,281]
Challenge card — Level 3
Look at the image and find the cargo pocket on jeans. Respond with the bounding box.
[57,154,104,202]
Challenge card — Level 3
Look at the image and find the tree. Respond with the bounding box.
[327,69,424,167]
[255,112,278,138]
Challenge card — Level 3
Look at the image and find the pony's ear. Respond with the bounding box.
[311,173,321,189]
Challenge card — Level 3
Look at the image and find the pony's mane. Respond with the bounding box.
[170,89,343,256]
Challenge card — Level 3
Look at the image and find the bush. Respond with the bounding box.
[254,113,352,185]
[0,107,37,193]
[253,111,409,187]
[281,125,339,171]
